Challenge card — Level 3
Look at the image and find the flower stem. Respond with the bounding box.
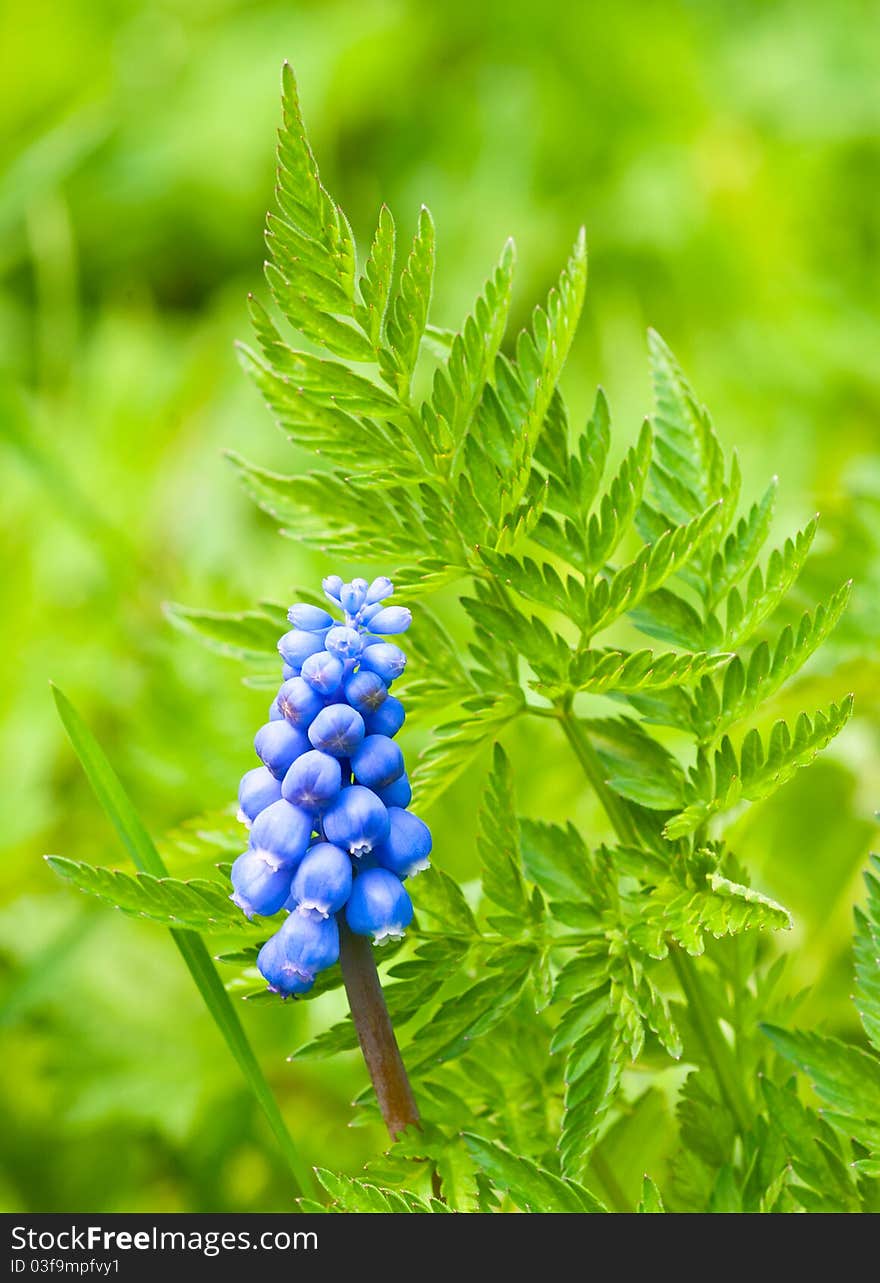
[339,921,420,1139]
[558,707,752,1135]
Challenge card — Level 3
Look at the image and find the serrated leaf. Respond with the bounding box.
[382,206,435,397]
[584,501,723,639]
[355,203,396,345]
[585,717,685,810]
[164,602,283,661]
[477,744,530,917]
[413,865,479,937]
[436,238,516,461]
[45,857,255,932]
[409,691,523,813]
[763,1026,880,1151]
[463,1134,606,1212]
[855,855,880,1053]
[697,581,852,744]
[520,819,595,902]
[664,696,854,838]
[638,1175,666,1212]
[314,1168,439,1213]
[647,329,725,519]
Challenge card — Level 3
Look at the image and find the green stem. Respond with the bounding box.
[558,708,637,845]
[667,946,751,1135]
[558,706,752,1136]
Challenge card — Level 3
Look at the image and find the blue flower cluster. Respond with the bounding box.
[230,575,431,997]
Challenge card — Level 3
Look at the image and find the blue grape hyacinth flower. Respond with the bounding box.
[228,574,432,997]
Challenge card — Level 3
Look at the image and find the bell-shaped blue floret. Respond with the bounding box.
[276,675,324,728]
[287,603,334,632]
[248,799,313,869]
[346,867,414,943]
[323,784,389,858]
[254,720,310,779]
[359,642,407,684]
[237,765,283,827]
[340,579,368,614]
[269,697,283,721]
[368,606,412,635]
[344,669,387,715]
[351,734,404,790]
[230,850,293,918]
[308,704,365,757]
[322,574,344,603]
[289,842,353,917]
[278,628,326,669]
[365,576,394,605]
[364,694,405,738]
[374,806,432,878]
[257,912,339,996]
[301,649,344,696]
[282,749,342,811]
[375,772,412,809]
[324,625,363,661]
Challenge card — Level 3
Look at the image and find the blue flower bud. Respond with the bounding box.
[346,867,414,942]
[308,704,365,757]
[365,576,394,604]
[368,606,412,635]
[289,842,352,917]
[276,675,324,729]
[324,624,363,660]
[287,603,334,631]
[340,580,367,614]
[278,628,326,668]
[323,784,389,857]
[374,807,432,878]
[269,697,283,721]
[282,749,342,811]
[301,649,344,696]
[364,694,405,738]
[230,850,293,918]
[375,772,412,809]
[282,662,298,680]
[359,641,407,684]
[322,574,344,603]
[352,734,404,790]
[344,669,388,715]
[254,720,311,779]
[237,765,283,827]
[248,799,313,868]
[257,912,339,995]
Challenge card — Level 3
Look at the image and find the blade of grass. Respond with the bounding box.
[50,683,315,1200]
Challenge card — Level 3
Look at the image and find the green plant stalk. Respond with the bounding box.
[51,684,316,1200]
[558,708,752,1136]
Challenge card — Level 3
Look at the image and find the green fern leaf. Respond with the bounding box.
[45,857,252,932]
[665,695,854,838]
[854,855,880,1053]
[463,1134,606,1212]
[381,205,436,398]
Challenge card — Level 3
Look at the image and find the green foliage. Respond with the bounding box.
[43,62,871,1216]
[48,687,315,1199]
[45,856,254,933]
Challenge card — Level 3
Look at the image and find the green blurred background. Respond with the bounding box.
[2,0,878,1211]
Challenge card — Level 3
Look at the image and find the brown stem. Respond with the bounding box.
[339,920,420,1139]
